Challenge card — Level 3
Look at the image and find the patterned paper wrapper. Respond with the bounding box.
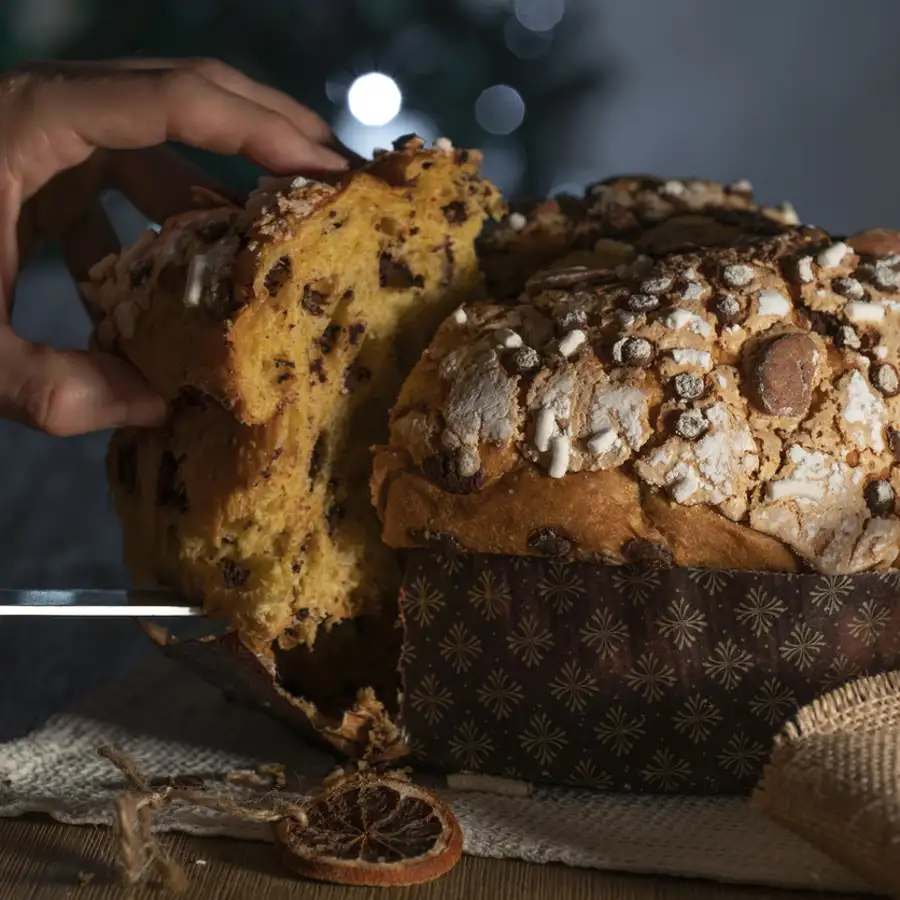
[396,550,900,794]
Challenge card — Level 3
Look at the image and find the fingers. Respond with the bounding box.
[3,65,348,205]
[109,57,334,144]
[0,331,166,436]
[106,146,244,226]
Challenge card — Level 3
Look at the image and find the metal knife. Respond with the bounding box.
[0,589,204,617]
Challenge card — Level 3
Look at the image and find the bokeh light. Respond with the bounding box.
[475,84,526,135]
[514,0,565,32]
[347,72,402,127]
[504,18,554,59]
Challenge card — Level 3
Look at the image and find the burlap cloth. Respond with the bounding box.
[0,657,895,896]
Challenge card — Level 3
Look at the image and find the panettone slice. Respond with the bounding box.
[84,136,504,426]
[95,136,504,652]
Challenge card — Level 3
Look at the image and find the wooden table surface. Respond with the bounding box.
[0,815,859,900]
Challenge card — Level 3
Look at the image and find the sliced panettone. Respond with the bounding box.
[85,136,503,426]
[374,221,900,576]
[94,136,504,652]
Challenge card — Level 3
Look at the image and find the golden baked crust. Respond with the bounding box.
[96,136,503,650]
[375,219,900,575]
[478,175,800,299]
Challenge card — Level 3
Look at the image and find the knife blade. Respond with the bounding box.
[0,589,204,617]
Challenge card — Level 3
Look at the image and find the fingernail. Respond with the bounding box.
[314,145,351,169]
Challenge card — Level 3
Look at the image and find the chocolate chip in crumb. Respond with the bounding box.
[265,257,292,296]
[348,322,366,345]
[441,201,468,224]
[273,358,295,368]
[871,363,900,397]
[622,539,674,570]
[309,359,327,384]
[865,479,895,516]
[527,526,575,558]
[749,332,818,417]
[674,408,708,440]
[379,253,424,289]
[713,293,742,325]
[301,284,327,316]
[317,324,341,354]
[221,558,250,588]
[421,452,485,494]
[626,293,659,313]
[674,372,705,401]
[614,337,655,368]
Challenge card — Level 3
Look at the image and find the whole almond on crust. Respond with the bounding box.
[847,228,900,258]
[275,772,463,887]
[748,332,818,418]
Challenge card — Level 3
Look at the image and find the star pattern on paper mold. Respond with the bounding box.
[641,748,691,790]
[656,597,707,649]
[610,566,660,604]
[809,575,854,615]
[748,678,797,726]
[477,669,525,720]
[780,623,826,671]
[507,615,554,668]
[702,640,753,689]
[847,599,890,645]
[625,652,677,702]
[672,695,722,744]
[537,562,586,614]
[468,570,512,621]
[408,674,453,725]
[403,576,445,627]
[580,608,628,659]
[735,587,786,637]
[594,706,647,756]
[549,661,598,713]
[520,712,567,767]
[438,622,483,674]
[448,720,494,769]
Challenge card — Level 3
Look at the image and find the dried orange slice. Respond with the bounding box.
[275,772,463,887]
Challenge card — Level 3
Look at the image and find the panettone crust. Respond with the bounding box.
[375,208,900,576]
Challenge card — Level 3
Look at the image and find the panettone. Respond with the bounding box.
[478,175,801,300]
[374,216,900,576]
[84,136,504,651]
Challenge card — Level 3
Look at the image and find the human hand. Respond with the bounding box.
[0,58,354,436]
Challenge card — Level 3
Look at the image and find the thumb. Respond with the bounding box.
[0,332,166,436]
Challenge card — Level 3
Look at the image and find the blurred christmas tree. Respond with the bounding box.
[0,0,609,200]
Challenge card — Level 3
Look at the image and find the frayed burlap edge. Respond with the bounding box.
[752,671,900,899]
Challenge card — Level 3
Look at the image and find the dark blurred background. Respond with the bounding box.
[2,0,900,738]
